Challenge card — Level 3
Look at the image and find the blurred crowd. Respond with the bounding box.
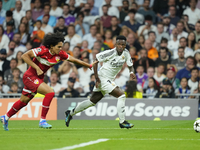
[0,0,200,99]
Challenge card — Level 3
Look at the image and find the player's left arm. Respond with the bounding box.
[67,55,97,69]
[128,66,136,80]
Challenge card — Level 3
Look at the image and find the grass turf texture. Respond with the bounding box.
[0,120,199,150]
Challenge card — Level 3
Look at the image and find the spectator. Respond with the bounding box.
[171,47,186,70]
[144,77,159,99]
[187,32,196,50]
[7,82,20,97]
[2,0,15,11]
[81,40,91,53]
[194,21,200,42]
[148,31,159,50]
[47,71,62,94]
[100,5,111,28]
[58,77,80,98]
[134,48,155,72]
[7,67,24,92]
[5,40,16,61]
[153,63,166,84]
[194,50,200,67]
[181,14,195,32]
[119,0,129,23]
[31,0,43,22]
[129,2,145,24]
[84,73,95,96]
[16,51,27,73]
[0,48,10,75]
[188,67,199,93]
[153,0,169,20]
[61,4,75,26]
[37,4,56,27]
[183,0,200,25]
[162,14,175,35]
[94,34,109,51]
[0,25,9,50]
[142,67,156,89]
[19,0,31,11]
[176,56,196,80]
[144,39,158,61]
[31,20,45,48]
[54,16,68,36]
[50,0,63,18]
[175,77,191,99]
[18,23,30,46]
[64,25,82,51]
[40,14,53,34]
[99,0,119,18]
[138,35,145,48]
[13,0,25,26]
[167,27,179,53]
[0,75,9,94]
[163,66,180,89]
[155,79,175,98]
[168,5,180,26]
[82,24,97,49]
[3,10,18,30]
[176,0,189,16]
[103,30,114,49]
[0,0,6,18]
[13,33,27,56]
[173,37,193,59]
[136,65,148,86]
[156,22,170,44]
[58,60,78,87]
[138,0,156,23]
[68,0,82,16]
[125,80,143,98]
[156,47,171,73]
[107,16,121,38]
[75,12,89,37]
[78,57,93,93]
[87,0,99,16]
[4,21,15,41]
[121,9,141,33]
[170,21,188,40]
[138,15,157,40]
[127,33,142,52]
[20,16,33,35]
[129,47,138,64]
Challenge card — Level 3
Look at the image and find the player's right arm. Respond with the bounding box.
[93,58,100,88]
[21,50,43,76]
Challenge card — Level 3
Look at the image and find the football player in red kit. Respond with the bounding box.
[1,32,95,131]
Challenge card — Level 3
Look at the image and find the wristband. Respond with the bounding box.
[89,64,93,68]
[130,72,134,74]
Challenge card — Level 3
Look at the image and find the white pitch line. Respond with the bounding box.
[8,128,193,130]
[52,139,109,150]
[111,138,200,141]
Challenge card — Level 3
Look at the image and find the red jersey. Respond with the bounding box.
[25,46,69,79]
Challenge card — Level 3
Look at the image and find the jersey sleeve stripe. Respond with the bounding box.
[32,49,37,57]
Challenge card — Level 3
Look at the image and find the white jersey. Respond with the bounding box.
[96,48,133,80]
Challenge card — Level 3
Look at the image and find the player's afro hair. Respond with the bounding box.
[43,32,65,48]
[116,35,126,41]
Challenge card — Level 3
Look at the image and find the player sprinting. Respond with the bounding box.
[65,35,136,129]
[1,32,95,131]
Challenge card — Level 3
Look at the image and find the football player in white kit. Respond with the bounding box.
[65,35,136,129]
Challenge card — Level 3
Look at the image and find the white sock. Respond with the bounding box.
[70,99,95,116]
[5,114,9,120]
[117,94,126,124]
[40,118,46,122]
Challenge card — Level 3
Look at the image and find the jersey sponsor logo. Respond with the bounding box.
[55,56,60,62]
[110,59,124,67]
[34,79,39,84]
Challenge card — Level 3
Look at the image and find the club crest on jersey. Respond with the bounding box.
[34,79,39,84]
[122,55,125,60]
[37,48,42,52]
[55,56,60,62]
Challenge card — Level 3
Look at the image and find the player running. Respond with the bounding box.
[65,35,136,129]
[1,32,95,131]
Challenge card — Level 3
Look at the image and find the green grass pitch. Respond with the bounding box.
[0,120,199,150]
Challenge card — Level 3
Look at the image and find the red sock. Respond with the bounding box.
[41,92,55,119]
[6,100,27,118]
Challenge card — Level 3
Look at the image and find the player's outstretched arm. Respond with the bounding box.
[128,66,136,80]
[67,55,97,69]
[21,50,43,76]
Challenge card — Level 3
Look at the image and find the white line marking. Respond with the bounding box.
[52,139,109,150]
[111,138,200,141]
[8,128,193,130]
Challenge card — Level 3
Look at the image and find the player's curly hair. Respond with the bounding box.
[43,32,65,48]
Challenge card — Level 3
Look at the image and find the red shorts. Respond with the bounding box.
[22,73,44,99]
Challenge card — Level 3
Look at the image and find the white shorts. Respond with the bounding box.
[93,75,117,96]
